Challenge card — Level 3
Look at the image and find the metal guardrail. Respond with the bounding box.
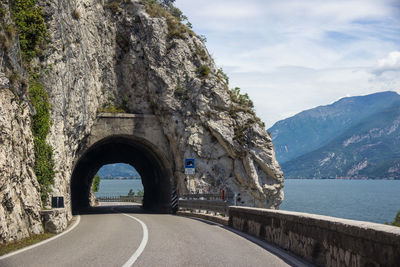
[178,199,229,216]
[180,193,235,201]
[96,196,143,203]
[178,192,236,216]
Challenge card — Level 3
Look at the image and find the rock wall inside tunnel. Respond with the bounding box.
[0,0,284,242]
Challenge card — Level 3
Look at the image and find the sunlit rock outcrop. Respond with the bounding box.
[0,0,283,243]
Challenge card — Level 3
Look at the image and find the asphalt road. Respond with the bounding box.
[0,204,305,267]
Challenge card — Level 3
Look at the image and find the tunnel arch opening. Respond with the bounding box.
[71,135,173,214]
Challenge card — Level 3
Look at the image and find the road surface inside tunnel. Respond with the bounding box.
[0,203,305,267]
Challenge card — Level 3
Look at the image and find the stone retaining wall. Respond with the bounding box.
[229,207,400,266]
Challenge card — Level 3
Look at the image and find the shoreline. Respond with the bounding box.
[100,178,141,180]
[285,177,399,180]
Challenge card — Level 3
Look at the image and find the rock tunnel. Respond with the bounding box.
[71,135,173,213]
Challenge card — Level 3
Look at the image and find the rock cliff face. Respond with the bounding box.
[0,0,283,243]
[0,80,43,243]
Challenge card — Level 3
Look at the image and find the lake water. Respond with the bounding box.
[94,179,400,224]
[95,179,143,197]
[280,179,400,224]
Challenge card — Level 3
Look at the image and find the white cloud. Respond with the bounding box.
[175,0,400,127]
[375,51,400,74]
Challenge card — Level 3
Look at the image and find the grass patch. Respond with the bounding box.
[197,65,210,79]
[0,233,55,256]
[174,85,189,100]
[98,104,126,113]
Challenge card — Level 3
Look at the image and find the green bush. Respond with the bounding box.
[10,0,48,61]
[92,173,100,193]
[386,210,400,227]
[217,68,229,84]
[144,0,193,40]
[8,1,55,204]
[230,87,254,109]
[0,7,6,21]
[136,189,144,197]
[128,189,135,197]
[4,23,16,39]
[29,79,55,203]
[197,65,210,79]
[199,35,207,43]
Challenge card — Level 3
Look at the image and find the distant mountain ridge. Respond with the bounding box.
[269,91,400,164]
[281,103,400,179]
[97,163,140,178]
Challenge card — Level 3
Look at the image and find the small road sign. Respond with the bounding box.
[185,168,195,175]
[185,158,195,175]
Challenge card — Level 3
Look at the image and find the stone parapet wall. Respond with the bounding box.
[229,207,400,266]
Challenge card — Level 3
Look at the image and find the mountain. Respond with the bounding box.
[281,102,400,179]
[97,163,140,178]
[269,91,400,164]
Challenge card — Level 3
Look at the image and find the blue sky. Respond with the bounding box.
[175,0,400,127]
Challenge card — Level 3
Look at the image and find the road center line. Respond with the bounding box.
[121,214,149,267]
[0,215,81,260]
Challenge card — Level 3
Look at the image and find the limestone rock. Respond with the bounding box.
[40,209,68,234]
[0,0,284,242]
[0,88,43,243]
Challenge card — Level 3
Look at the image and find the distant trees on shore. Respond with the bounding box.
[92,173,100,193]
[387,210,400,227]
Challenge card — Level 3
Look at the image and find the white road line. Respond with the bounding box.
[0,215,81,260]
[121,214,149,267]
[185,216,310,267]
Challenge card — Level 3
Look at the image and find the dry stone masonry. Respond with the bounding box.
[229,207,400,266]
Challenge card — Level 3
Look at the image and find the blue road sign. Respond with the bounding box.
[185,158,195,175]
[185,158,195,168]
